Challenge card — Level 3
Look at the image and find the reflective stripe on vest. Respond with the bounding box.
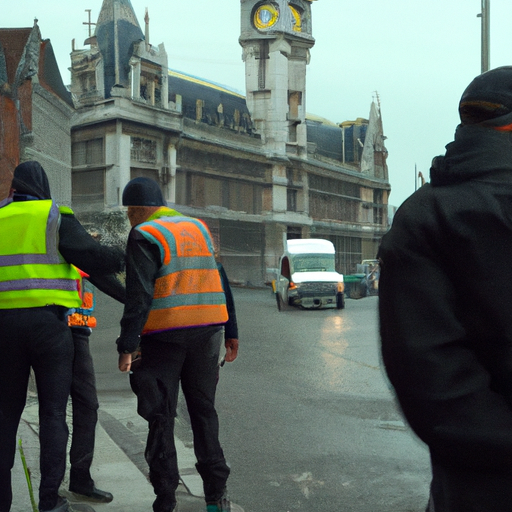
[136,216,228,333]
[0,200,82,309]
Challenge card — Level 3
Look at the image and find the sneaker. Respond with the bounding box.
[68,486,113,504]
[206,490,230,512]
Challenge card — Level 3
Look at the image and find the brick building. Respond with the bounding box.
[0,21,75,202]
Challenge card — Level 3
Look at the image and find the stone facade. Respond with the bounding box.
[1,0,390,287]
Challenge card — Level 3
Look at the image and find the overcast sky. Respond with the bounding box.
[4,0,512,207]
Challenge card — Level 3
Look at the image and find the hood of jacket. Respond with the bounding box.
[430,122,512,187]
[11,161,52,200]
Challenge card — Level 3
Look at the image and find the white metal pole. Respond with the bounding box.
[479,0,490,73]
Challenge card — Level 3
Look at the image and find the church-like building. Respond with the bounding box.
[0,0,390,286]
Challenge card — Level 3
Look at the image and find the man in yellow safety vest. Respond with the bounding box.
[0,161,124,512]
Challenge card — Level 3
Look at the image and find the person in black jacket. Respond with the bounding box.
[5,161,125,511]
[117,177,237,512]
[379,67,512,512]
[65,271,124,505]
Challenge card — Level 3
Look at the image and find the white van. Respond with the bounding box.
[275,239,345,310]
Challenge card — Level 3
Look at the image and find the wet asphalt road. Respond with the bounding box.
[90,287,431,512]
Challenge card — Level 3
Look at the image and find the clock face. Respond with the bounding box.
[254,4,280,30]
[289,5,302,32]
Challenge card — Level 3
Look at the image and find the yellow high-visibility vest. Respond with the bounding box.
[0,199,81,309]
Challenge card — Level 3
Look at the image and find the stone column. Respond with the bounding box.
[105,122,131,206]
[130,58,141,100]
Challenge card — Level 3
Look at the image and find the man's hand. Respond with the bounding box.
[224,338,239,362]
[118,351,140,372]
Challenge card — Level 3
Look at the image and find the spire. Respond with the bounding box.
[144,8,150,50]
[94,0,144,96]
[95,0,142,33]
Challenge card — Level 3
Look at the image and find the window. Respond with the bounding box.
[175,171,187,206]
[131,137,157,164]
[224,181,262,214]
[309,175,359,197]
[196,99,204,122]
[140,62,163,106]
[337,236,362,275]
[179,173,262,214]
[309,175,361,222]
[72,139,104,166]
[287,226,302,239]
[288,91,302,120]
[309,192,359,222]
[72,169,105,208]
[373,189,384,225]
[287,189,297,212]
[321,235,362,275]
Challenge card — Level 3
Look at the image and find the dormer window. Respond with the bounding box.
[140,60,163,106]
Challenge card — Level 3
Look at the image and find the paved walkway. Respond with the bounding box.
[11,394,243,512]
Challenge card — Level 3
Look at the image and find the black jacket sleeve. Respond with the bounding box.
[217,262,238,339]
[58,214,125,276]
[116,229,160,354]
[87,272,126,305]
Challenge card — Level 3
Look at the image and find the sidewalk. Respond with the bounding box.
[11,395,243,512]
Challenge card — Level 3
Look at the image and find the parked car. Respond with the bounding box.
[274,239,345,310]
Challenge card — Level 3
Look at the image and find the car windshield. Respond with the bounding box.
[292,254,335,272]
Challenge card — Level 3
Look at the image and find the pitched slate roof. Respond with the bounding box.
[94,0,144,96]
[168,70,254,133]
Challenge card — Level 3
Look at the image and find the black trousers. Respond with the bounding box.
[69,329,99,492]
[129,326,230,512]
[0,307,73,512]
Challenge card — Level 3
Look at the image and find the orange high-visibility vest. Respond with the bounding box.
[135,216,228,333]
[68,268,97,328]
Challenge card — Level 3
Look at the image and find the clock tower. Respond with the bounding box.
[240,0,316,159]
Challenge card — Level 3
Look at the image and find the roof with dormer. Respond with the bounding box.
[77,0,379,168]
[168,69,254,134]
[167,67,370,164]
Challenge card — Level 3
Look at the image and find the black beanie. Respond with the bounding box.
[459,66,512,125]
[122,177,166,206]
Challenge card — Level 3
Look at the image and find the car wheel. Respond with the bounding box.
[336,292,345,309]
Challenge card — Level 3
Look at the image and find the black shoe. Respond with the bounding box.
[69,486,114,504]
